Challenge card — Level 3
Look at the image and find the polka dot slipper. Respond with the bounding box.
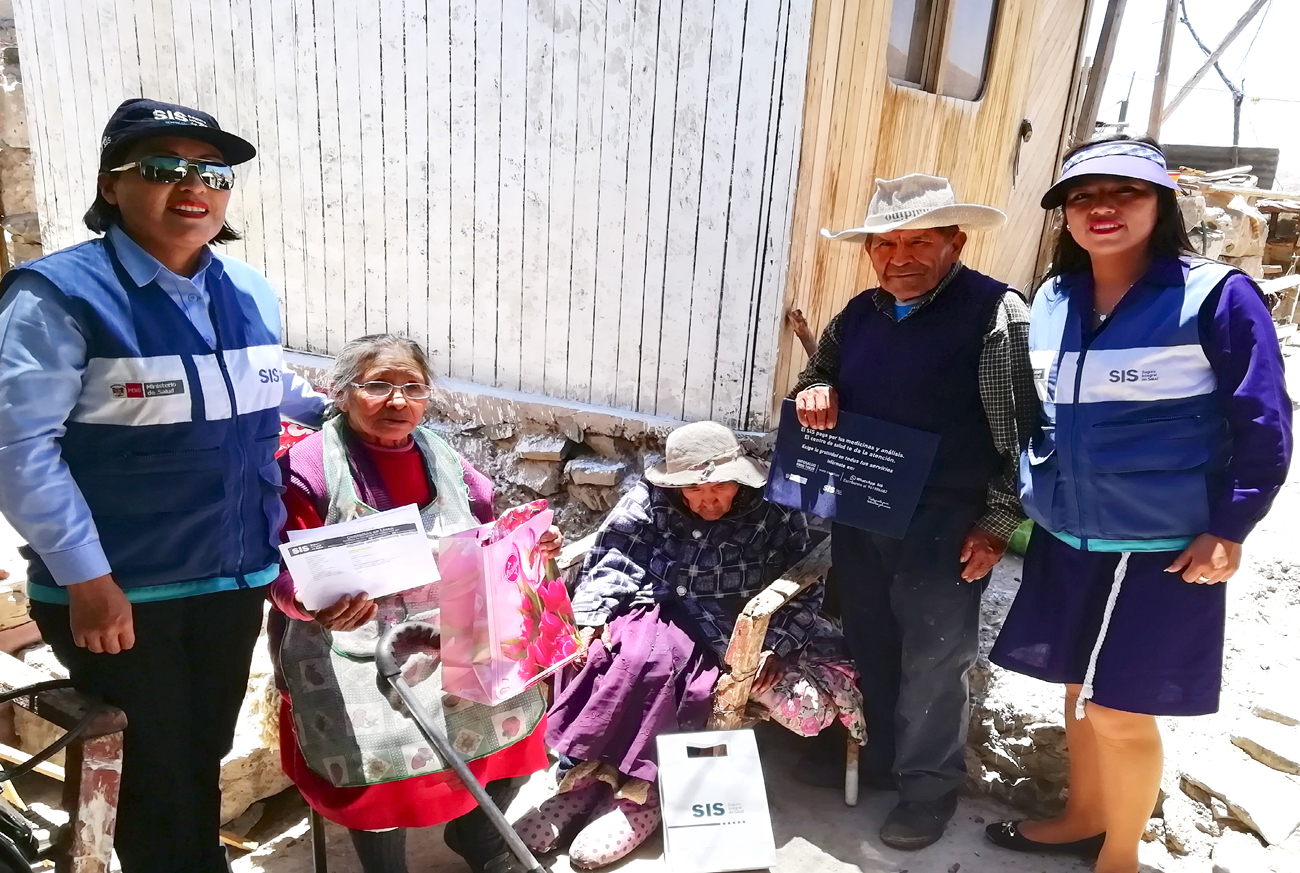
[567,789,662,870]
[512,780,612,854]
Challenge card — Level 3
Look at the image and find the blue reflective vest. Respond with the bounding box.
[1020,257,1236,552]
[1,235,288,595]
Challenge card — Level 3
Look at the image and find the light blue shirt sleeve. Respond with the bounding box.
[280,370,329,428]
[0,275,112,586]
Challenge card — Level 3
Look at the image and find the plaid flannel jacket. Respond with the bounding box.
[570,481,838,660]
[790,264,1038,542]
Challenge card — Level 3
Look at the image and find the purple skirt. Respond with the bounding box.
[545,603,720,782]
[989,526,1225,716]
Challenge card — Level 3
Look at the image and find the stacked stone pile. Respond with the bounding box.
[432,421,643,535]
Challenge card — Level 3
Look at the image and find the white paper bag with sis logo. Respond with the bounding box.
[656,729,777,873]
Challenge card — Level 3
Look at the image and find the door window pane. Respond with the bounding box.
[940,0,998,100]
[888,0,934,86]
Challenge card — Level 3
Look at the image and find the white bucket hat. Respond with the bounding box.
[644,422,769,489]
[821,173,1006,241]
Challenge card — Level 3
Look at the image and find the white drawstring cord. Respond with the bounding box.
[1076,552,1130,721]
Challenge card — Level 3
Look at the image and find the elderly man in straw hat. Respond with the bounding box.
[792,174,1038,848]
[513,421,865,868]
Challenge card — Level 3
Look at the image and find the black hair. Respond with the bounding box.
[83,190,242,244]
[1046,133,1194,278]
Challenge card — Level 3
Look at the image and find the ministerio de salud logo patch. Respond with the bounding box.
[110,380,185,399]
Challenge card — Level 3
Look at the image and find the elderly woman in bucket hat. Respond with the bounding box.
[511,421,864,869]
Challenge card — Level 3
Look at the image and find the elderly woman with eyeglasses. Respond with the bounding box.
[267,334,561,873]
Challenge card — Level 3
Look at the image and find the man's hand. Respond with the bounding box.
[311,593,377,631]
[959,527,1007,582]
[750,650,785,697]
[795,385,839,430]
[67,574,134,654]
[786,308,818,358]
[1167,533,1241,584]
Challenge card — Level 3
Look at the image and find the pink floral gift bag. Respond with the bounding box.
[439,501,580,705]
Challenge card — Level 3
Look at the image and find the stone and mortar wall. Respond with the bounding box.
[0,0,40,268]
[285,352,775,540]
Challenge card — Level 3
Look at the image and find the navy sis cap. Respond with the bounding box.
[98,98,257,170]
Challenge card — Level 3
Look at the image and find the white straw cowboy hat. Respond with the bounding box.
[644,422,769,489]
[821,173,1006,241]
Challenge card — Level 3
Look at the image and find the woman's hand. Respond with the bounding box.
[750,650,785,697]
[1166,534,1242,584]
[67,574,134,654]
[310,593,377,631]
[573,624,607,669]
[538,525,564,564]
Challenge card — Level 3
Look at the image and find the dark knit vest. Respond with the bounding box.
[837,266,1008,503]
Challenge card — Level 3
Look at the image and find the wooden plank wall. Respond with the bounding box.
[990,0,1092,287]
[773,0,1090,408]
[14,0,814,430]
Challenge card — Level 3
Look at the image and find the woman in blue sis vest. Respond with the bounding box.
[985,136,1292,872]
[0,99,327,873]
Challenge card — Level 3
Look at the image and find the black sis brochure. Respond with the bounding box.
[766,399,940,538]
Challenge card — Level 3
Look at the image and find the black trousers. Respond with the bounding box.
[30,586,267,873]
[832,501,987,802]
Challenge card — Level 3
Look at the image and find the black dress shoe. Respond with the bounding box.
[879,788,959,850]
[985,821,1106,858]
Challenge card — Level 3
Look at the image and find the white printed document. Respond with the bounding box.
[279,504,439,612]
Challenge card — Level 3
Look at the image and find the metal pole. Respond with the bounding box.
[1074,0,1128,143]
[387,674,547,873]
[310,809,329,873]
[1147,0,1179,139]
[376,623,547,873]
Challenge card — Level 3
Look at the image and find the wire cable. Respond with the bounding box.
[1233,0,1273,78]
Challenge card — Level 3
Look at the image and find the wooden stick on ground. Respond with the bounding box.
[0,741,64,781]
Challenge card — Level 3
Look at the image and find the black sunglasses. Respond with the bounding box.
[108,155,236,191]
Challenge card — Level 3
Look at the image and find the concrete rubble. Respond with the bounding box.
[510,458,564,497]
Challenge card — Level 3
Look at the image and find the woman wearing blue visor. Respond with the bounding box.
[0,99,326,873]
[986,136,1292,872]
